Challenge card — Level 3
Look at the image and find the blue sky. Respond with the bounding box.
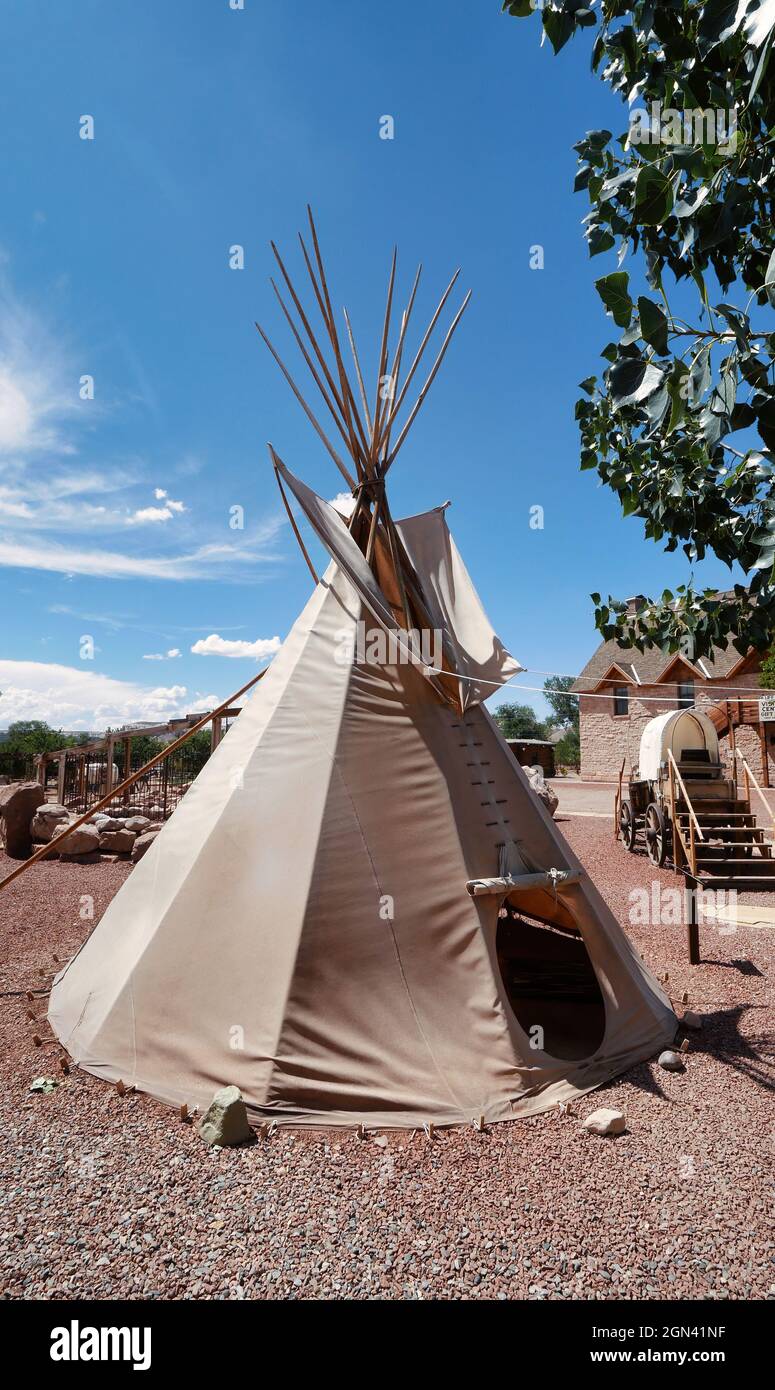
[0,0,737,731]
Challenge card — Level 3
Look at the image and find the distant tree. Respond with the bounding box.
[759,647,775,690]
[555,726,581,773]
[493,702,549,740]
[543,675,579,731]
[0,720,71,778]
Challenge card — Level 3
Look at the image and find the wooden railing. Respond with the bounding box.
[667,750,705,876]
[734,748,775,841]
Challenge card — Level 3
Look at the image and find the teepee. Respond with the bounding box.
[49,212,675,1128]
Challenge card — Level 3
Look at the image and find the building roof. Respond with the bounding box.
[571,636,753,694]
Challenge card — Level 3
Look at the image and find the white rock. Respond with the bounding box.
[99,828,136,853]
[524,764,559,818]
[131,830,159,863]
[682,1010,703,1030]
[582,1107,626,1137]
[30,806,70,842]
[198,1086,252,1147]
[658,1050,684,1072]
[58,823,101,857]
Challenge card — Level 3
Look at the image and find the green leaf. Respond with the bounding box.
[609,357,666,408]
[688,345,712,404]
[595,271,633,328]
[637,296,669,355]
[634,165,674,225]
[667,363,689,434]
[542,6,576,54]
[697,0,745,58]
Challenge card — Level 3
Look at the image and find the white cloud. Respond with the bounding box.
[191,633,282,660]
[0,659,221,732]
[142,648,181,661]
[0,532,282,581]
[127,491,186,525]
[0,282,81,455]
[128,505,175,524]
[330,491,355,517]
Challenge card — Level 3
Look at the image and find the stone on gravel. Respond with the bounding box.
[30,803,70,843]
[658,1050,684,1072]
[99,829,136,854]
[0,781,46,856]
[682,1010,703,1030]
[523,765,559,819]
[92,816,124,832]
[198,1086,252,1148]
[582,1107,626,1137]
[56,823,100,856]
[125,815,152,834]
[131,830,159,863]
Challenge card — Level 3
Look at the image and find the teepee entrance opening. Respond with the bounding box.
[496,908,607,1061]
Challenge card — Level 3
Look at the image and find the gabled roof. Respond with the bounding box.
[572,635,756,694]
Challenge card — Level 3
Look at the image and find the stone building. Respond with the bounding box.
[572,604,770,782]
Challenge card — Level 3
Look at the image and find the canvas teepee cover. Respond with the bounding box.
[48,216,675,1127]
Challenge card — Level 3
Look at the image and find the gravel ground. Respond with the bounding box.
[0,824,772,1302]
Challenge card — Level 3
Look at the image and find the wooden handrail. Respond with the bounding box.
[0,667,269,892]
[667,751,705,842]
[734,748,774,837]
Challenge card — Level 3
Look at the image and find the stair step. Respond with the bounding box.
[678,812,755,821]
[699,832,767,840]
[691,875,775,891]
[692,858,775,876]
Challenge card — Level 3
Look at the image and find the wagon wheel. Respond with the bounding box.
[619,799,637,851]
[645,802,668,867]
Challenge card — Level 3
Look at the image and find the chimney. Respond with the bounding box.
[626,594,646,614]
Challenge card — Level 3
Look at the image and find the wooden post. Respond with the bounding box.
[105,736,115,804]
[122,738,132,804]
[689,813,697,877]
[760,720,769,789]
[685,881,700,965]
[211,716,222,753]
[37,755,47,788]
[56,755,66,806]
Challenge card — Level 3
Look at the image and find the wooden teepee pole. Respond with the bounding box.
[254,321,356,490]
[378,269,461,456]
[371,247,398,461]
[385,290,472,470]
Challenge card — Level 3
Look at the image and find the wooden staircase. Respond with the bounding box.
[673,753,775,891]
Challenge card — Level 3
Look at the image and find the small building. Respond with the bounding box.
[507,738,556,778]
[572,600,771,782]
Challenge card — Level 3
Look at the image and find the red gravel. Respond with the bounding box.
[0,825,772,1302]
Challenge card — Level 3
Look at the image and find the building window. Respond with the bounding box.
[613,685,629,716]
[677,679,695,709]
